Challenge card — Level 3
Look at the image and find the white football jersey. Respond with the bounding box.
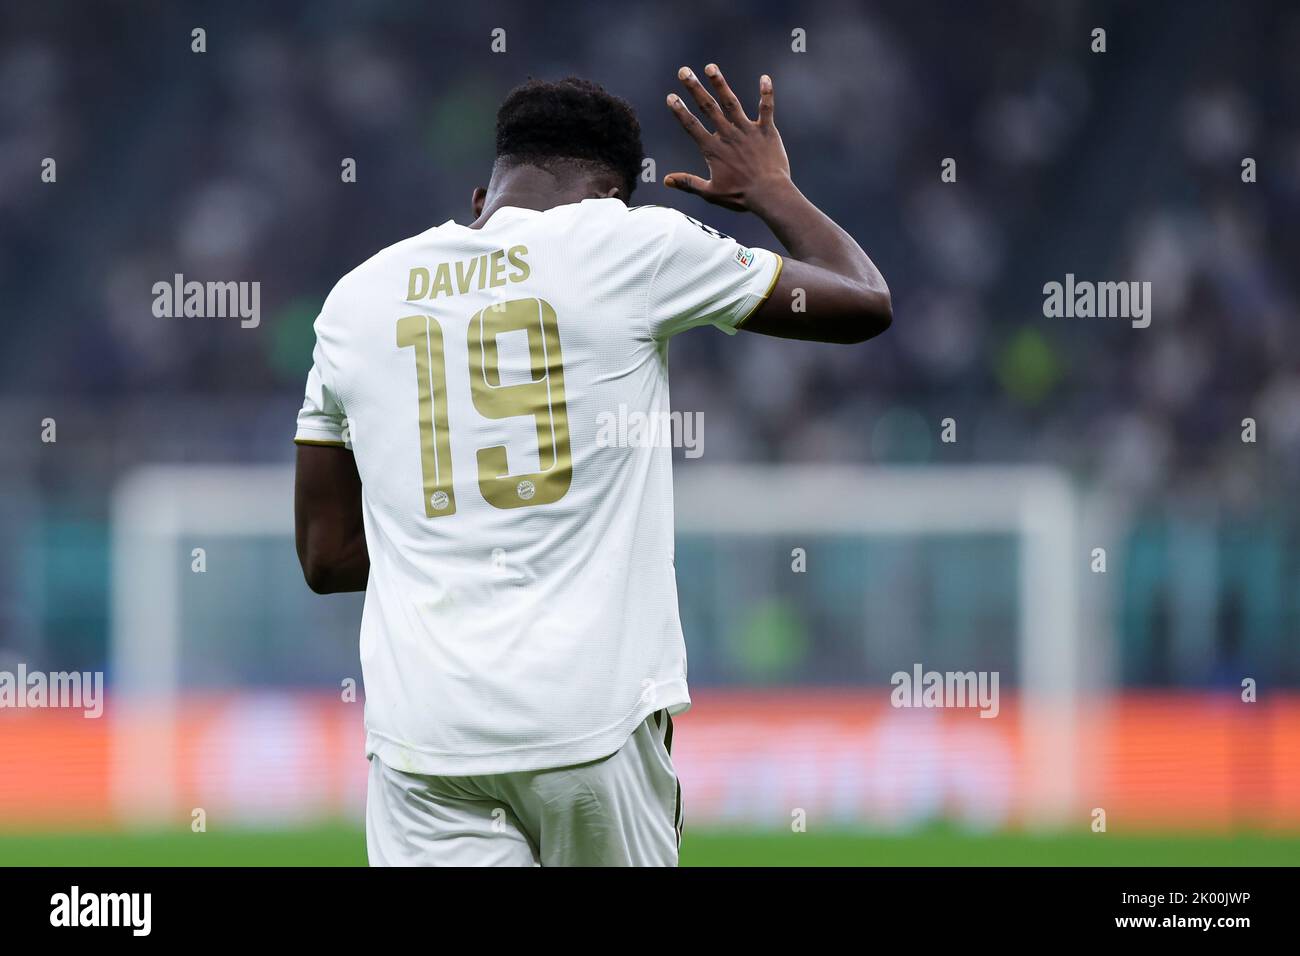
[296,197,782,775]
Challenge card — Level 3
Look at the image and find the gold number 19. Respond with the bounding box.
[396,297,572,517]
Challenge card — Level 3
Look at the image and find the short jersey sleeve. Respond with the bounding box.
[643,208,783,339]
[294,338,348,447]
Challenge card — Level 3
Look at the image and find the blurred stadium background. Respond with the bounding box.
[2,1,1299,865]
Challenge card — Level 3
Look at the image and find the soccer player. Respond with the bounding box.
[294,65,890,866]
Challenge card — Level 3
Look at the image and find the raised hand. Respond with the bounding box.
[664,65,791,212]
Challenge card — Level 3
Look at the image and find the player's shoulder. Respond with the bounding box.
[520,199,706,264]
[344,225,449,284]
[565,198,716,232]
[555,197,674,234]
[625,203,735,242]
[577,202,737,268]
[321,223,457,310]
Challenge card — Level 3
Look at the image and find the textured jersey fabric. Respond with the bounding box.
[296,197,782,775]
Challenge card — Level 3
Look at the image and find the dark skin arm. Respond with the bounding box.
[665,65,891,344]
[295,443,369,593]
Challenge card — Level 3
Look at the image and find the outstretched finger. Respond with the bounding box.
[703,63,750,125]
[757,73,775,126]
[666,93,711,148]
[677,66,726,131]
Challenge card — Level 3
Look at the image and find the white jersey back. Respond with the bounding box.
[296,198,781,775]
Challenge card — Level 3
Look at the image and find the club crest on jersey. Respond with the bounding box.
[733,247,755,269]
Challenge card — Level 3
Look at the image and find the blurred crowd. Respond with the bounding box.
[1,0,1297,681]
[4,1,1299,490]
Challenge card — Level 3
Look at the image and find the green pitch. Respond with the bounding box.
[0,826,1295,866]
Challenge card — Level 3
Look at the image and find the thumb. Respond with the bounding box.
[664,173,710,196]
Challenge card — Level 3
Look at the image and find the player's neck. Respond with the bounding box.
[469,166,617,229]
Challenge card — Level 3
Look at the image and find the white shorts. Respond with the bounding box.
[366,709,682,866]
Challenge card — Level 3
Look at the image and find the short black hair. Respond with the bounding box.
[494,77,643,199]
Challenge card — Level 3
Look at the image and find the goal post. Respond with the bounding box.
[110,463,1094,827]
[109,465,297,823]
[672,464,1086,826]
